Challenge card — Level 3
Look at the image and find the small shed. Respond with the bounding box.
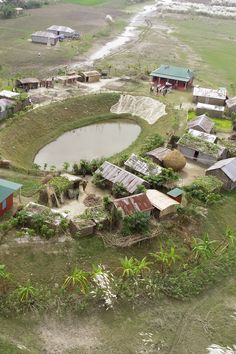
[113,193,154,217]
[0,179,22,217]
[193,87,227,106]
[40,78,54,88]
[150,65,194,90]
[188,114,214,134]
[146,189,179,219]
[31,31,59,46]
[16,78,40,91]
[146,147,171,165]
[47,25,79,39]
[80,71,101,83]
[56,75,80,86]
[226,97,236,115]
[206,157,236,191]
[124,153,162,176]
[167,187,184,203]
[177,133,228,166]
[196,102,225,118]
[96,161,149,194]
[0,90,20,100]
[188,128,218,144]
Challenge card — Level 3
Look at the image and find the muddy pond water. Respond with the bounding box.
[34,121,141,169]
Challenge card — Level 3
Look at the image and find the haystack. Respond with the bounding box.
[163,149,186,171]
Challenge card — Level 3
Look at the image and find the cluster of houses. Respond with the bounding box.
[31,25,80,46]
[0,90,30,120]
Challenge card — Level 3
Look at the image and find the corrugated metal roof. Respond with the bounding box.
[17,78,40,84]
[207,158,236,182]
[226,96,236,109]
[97,161,148,194]
[167,187,184,198]
[193,87,227,100]
[188,114,214,134]
[0,90,19,99]
[0,179,22,203]
[124,154,162,176]
[197,102,225,112]
[146,147,171,162]
[150,65,193,82]
[188,129,217,143]
[32,31,58,38]
[47,25,75,33]
[146,189,179,211]
[113,193,154,216]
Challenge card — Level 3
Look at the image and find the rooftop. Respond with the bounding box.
[47,25,75,33]
[146,147,171,161]
[226,96,236,109]
[150,65,193,82]
[0,90,20,99]
[193,87,227,100]
[188,114,214,134]
[81,71,101,77]
[17,78,40,84]
[197,102,225,112]
[188,128,217,144]
[146,189,179,211]
[124,154,162,176]
[32,31,58,38]
[0,178,22,203]
[113,193,154,216]
[207,158,236,182]
[167,187,184,198]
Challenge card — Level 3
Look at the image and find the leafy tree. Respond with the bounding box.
[112,182,128,198]
[1,3,16,18]
[144,168,179,188]
[122,211,150,236]
[63,268,90,294]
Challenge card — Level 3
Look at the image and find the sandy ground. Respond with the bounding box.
[178,160,206,186]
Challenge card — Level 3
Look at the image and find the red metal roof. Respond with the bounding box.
[113,193,154,216]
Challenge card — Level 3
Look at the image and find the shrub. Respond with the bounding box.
[92,172,106,189]
[144,168,179,188]
[135,184,147,194]
[112,182,128,198]
[140,134,164,156]
[122,211,150,236]
[184,176,223,205]
[1,3,16,18]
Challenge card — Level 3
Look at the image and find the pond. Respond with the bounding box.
[34,121,141,169]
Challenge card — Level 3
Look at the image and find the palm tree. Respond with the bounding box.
[192,233,215,261]
[15,282,37,303]
[120,256,137,278]
[63,267,90,294]
[0,264,12,294]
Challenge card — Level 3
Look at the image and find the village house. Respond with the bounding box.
[193,87,227,106]
[146,147,171,165]
[188,128,218,144]
[0,90,20,100]
[124,153,162,176]
[96,161,149,194]
[0,179,22,217]
[196,102,225,118]
[167,187,184,203]
[56,74,80,86]
[113,193,154,217]
[16,78,40,91]
[206,157,236,191]
[226,96,236,115]
[31,31,59,46]
[150,65,194,90]
[0,99,15,120]
[188,114,214,134]
[177,133,228,166]
[146,189,179,219]
[47,25,80,39]
[80,71,101,83]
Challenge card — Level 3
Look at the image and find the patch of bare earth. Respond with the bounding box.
[38,317,100,354]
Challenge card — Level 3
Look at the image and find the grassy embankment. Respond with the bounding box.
[0,92,184,170]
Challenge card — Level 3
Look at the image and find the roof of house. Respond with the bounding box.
[188,128,217,144]
[178,133,226,158]
[113,193,154,216]
[146,147,171,162]
[197,102,225,112]
[146,189,179,211]
[193,87,227,100]
[17,78,40,84]
[226,96,236,109]
[0,90,20,99]
[167,187,184,198]
[206,157,236,182]
[0,98,15,111]
[188,114,214,133]
[0,179,22,203]
[150,65,193,82]
[32,31,58,38]
[124,153,162,176]
[47,25,75,33]
[81,71,101,77]
[96,161,148,194]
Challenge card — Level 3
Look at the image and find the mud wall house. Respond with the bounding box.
[113,193,154,217]
[193,87,227,106]
[16,78,40,91]
[146,189,179,219]
[150,65,194,90]
[206,158,236,191]
[226,97,236,115]
[80,71,101,83]
[124,153,162,176]
[196,102,225,118]
[0,179,22,217]
[146,147,171,166]
[177,133,228,166]
[96,161,149,194]
[31,31,59,46]
[188,114,214,134]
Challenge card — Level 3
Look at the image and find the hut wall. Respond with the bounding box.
[196,106,223,118]
[177,145,196,159]
[193,96,225,106]
[206,169,235,191]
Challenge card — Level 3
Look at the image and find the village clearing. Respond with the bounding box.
[1,0,236,353]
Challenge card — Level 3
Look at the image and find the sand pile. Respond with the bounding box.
[110,95,166,125]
